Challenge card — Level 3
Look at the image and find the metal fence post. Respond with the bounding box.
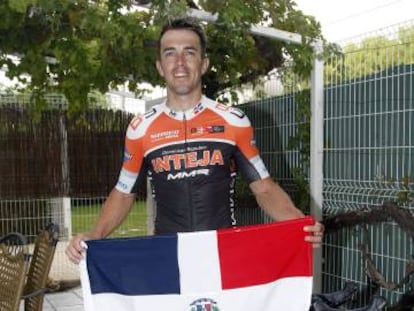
[310,39,324,293]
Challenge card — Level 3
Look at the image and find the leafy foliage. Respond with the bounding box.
[0,0,326,110]
[324,25,414,83]
[286,89,311,212]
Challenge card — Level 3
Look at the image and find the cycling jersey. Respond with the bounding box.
[115,96,270,234]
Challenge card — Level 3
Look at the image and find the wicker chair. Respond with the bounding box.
[0,233,28,311]
[22,223,59,311]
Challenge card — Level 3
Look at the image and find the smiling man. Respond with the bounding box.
[66,17,324,264]
[156,24,210,105]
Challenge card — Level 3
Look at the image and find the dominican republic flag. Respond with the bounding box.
[80,217,314,311]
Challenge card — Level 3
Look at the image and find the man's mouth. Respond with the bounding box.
[174,72,188,78]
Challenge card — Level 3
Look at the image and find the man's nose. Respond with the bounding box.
[176,52,185,65]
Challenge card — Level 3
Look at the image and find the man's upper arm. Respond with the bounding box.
[231,113,270,183]
[115,115,148,194]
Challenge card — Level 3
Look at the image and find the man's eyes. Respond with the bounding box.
[163,50,197,57]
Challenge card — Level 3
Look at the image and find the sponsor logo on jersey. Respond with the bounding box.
[215,103,230,111]
[190,125,225,135]
[215,103,245,118]
[229,107,245,118]
[150,130,180,140]
[167,168,209,180]
[144,108,157,118]
[123,149,133,162]
[116,180,129,190]
[189,298,220,311]
[130,115,143,130]
[151,150,224,173]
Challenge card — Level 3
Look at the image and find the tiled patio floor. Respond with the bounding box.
[20,287,83,311]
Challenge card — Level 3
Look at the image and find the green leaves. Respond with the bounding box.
[150,0,188,24]
[325,25,414,83]
[0,0,325,111]
[8,0,37,13]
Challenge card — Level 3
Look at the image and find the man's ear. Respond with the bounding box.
[156,60,164,77]
[201,57,210,75]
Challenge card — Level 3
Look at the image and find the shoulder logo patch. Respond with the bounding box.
[229,107,245,119]
[130,115,143,130]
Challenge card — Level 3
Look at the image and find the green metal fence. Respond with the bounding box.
[239,22,414,308]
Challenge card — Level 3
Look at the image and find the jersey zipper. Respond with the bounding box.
[183,113,195,230]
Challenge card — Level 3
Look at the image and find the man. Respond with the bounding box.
[66,17,324,264]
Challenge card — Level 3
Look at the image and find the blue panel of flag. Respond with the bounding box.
[86,234,180,295]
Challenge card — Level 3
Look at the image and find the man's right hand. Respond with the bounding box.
[65,233,92,264]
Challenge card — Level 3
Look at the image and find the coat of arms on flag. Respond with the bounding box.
[80,217,314,311]
[189,298,219,311]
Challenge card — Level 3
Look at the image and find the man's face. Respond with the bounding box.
[156,29,209,97]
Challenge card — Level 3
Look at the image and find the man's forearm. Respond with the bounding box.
[89,188,136,239]
[250,178,304,221]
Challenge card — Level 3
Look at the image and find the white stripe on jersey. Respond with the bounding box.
[249,155,270,179]
[203,97,251,128]
[126,108,164,140]
[115,168,138,193]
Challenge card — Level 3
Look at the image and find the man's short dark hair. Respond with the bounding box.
[158,17,207,57]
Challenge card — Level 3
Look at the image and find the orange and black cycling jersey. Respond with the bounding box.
[115,96,269,234]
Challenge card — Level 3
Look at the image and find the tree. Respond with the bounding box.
[0,0,327,111]
[324,25,414,83]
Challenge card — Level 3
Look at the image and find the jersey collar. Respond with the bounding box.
[163,96,207,120]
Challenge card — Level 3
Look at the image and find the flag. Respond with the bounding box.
[80,217,314,311]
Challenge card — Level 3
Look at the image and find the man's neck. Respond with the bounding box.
[166,92,203,111]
